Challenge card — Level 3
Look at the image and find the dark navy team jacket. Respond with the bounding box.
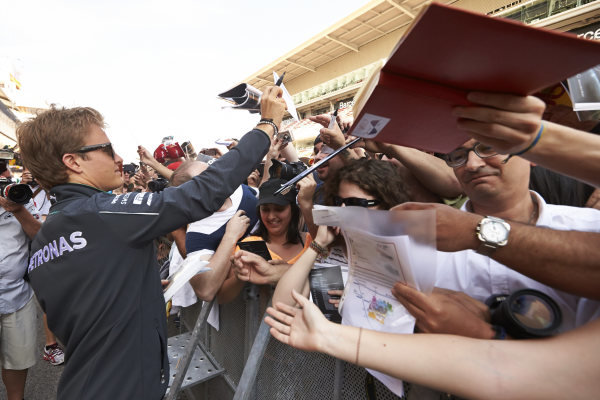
[27,129,270,400]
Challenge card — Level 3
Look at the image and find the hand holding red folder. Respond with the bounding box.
[348,3,600,153]
[453,92,546,155]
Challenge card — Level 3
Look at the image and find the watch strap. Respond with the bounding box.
[476,242,497,256]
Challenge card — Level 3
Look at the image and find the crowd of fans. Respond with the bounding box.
[268,92,600,400]
[1,77,600,400]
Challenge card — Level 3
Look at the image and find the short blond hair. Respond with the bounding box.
[17,106,105,190]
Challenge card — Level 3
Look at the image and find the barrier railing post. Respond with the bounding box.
[233,307,272,400]
[165,298,216,400]
[333,359,344,400]
[243,283,261,361]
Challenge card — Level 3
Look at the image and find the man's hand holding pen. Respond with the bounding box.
[257,86,287,136]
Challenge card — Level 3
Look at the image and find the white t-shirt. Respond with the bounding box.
[32,185,51,216]
[435,191,600,332]
[0,200,40,313]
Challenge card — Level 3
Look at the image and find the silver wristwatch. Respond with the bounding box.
[476,216,510,255]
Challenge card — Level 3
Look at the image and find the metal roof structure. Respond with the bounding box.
[243,0,460,92]
[250,0,600,142]
[242,0,600,93]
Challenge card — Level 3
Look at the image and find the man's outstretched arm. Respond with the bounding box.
[393,202,600,300]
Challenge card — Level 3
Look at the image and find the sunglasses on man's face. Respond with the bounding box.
[75,142,115,159]
[333,196,381,208]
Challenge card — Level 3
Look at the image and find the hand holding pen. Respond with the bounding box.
[327,106,339,129]
[258,85,287,136]
[256,72,287,137]
[309,107,346,150]
[274,137,361,196]
[275,71,286,87]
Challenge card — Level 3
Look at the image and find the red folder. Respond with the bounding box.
[348,3,600,153]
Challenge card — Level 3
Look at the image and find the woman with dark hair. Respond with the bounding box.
[273,158,411,307]
[324,158,410,210]
[251,179,308,260]
[217,178,312,303]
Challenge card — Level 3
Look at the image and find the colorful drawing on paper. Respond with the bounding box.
[367,295,393,324]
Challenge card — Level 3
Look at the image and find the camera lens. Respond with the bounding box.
[268,160,307,181]
[487,289,562,339]
[510,294,555,330]
[4,183,33,204]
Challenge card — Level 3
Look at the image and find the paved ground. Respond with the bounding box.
[0,306,63,400]
[0,306,187,400]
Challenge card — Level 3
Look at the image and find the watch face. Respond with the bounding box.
[481,220,509,243]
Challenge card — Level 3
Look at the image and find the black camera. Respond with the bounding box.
[0,177,33,205]
[276,130,293,146]
[148,178,169,193]
[486,289,562,339]
[268,159,307,181]
[255,162,265,177]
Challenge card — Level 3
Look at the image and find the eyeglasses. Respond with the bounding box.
[443,142,497,167]
[75,142,115,159]
[333,196,381,208]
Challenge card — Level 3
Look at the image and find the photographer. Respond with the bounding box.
[17,86,285,400]
[259,133,302,186]
[20,167,66,366]
[21,168,51,217]
[0,160,41,400]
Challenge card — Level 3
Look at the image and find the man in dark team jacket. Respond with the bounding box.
[18,87,285,399]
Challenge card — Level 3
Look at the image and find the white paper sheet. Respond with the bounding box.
[273,71,299,121]
[163,252,211,302]
[312,205,437,398]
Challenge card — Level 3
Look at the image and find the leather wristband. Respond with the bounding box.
[310,241,330,258]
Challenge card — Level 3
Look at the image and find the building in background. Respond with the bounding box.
[0,57,48,172]
[242,0,600,155]
[0,57,21,148]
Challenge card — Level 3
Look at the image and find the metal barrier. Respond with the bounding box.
[165,299,223,400]
[174,284,404,400]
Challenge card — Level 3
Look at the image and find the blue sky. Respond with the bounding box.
[2,0,369,162]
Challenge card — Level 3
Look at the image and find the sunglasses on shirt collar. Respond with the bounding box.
[333,196,381,208]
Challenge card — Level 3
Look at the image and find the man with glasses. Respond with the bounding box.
[392,136,600,342]
[17,87,285,400]
[393,92,600,300]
